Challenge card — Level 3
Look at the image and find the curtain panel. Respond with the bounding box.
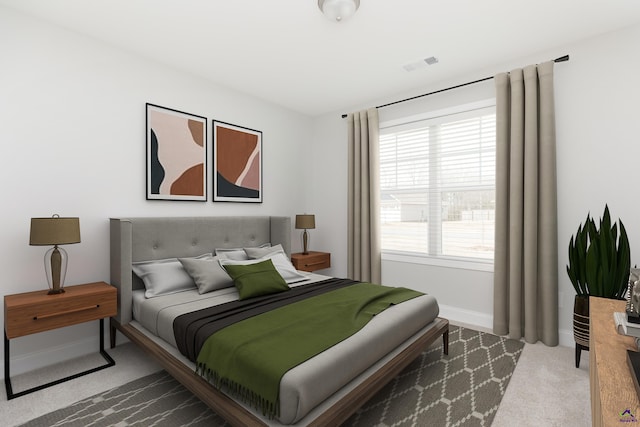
[493,61,559,345]
[347,109,381,284]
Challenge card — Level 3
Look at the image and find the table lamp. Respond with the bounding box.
[29,215,81,294]
[295,214,315,255]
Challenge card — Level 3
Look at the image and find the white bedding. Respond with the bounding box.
[132,273,440,424]
[133,272,328,346]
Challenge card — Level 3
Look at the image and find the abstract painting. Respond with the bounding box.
[212,120,262,203]
[146,104,207,201]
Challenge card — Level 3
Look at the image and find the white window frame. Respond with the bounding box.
[379,99,496,272]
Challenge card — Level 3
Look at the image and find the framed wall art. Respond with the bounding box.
[146,103,207,201]
[212,120,262,203]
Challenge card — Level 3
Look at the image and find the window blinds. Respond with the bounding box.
[380,105,496,260]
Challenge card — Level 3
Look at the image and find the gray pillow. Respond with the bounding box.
[132,253,212,298]
[244,244,284,259]
[179,256,233,294]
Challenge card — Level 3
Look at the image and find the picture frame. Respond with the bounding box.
[212,120,263,203]
[146,103,207,201]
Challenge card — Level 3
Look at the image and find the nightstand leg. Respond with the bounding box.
[4,319,115,400]
[4,331,14,399]
[99,318,115,366]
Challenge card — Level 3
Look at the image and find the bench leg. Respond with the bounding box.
[575,343,588,368]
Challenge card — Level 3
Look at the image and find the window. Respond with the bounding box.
[380,101,496,265]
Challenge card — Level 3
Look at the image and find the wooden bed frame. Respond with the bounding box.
[109,216,449,427]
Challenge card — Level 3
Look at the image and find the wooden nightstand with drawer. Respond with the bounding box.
[291,251,331,272]
[4,281,117,399]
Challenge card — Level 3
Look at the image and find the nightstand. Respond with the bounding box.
[291,251,331,272]
[4,281,117,399]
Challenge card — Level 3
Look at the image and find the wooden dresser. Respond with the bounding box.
[590,296,640,425]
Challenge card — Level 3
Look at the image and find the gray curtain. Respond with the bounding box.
[493,61,558,345]
[347,108,381,283]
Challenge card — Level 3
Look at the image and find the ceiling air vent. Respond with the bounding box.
[403,56,439,72]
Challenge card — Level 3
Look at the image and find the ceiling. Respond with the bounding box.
[3,0,640,117]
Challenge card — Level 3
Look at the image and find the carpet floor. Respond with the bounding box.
[19,326,524,427]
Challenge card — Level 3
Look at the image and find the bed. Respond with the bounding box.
[109,216,449,426]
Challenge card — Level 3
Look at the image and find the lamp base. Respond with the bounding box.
[45,245,68,295]
[302,230,310,255]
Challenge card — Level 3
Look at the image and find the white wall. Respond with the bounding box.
[0,6,313,376]
[311,23,640,347]
[3,5,640,379]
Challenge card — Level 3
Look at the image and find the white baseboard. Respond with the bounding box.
[558,328,574,348]
[439,303,574,348]
[0,336,98,381]
[438,303,493,331]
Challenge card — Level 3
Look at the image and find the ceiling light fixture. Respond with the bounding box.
[318,0,360,22]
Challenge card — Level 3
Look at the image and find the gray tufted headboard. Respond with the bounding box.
[110,216,291,325]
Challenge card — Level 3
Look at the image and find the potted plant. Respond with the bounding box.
[567,205,630,367]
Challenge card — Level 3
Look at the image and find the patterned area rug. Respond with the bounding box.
[19,326,523,427]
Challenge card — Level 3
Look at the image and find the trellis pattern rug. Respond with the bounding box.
[19,326,523,427]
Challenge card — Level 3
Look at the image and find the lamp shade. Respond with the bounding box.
[295,214,316,230]
[318,0,360,22]
[30,216,81,246]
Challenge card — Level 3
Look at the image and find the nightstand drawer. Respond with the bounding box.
[291,251,331,272]
[5,282,117,339]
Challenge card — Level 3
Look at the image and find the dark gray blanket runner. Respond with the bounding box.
[173,277,358,362]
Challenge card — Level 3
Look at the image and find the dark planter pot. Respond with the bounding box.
[573,295,589,368]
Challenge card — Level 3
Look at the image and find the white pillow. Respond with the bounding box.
[179,255,233,294]
[215,243,271,261]
[133,253,212,298]
[219,251,308,284]
[244,244,284,259]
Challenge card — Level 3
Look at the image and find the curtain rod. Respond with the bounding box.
[341,54,569,118]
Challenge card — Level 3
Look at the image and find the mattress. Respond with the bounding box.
[132,273,440,424]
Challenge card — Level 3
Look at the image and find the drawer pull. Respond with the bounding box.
[305,261,327,267]
[34,304,100,320]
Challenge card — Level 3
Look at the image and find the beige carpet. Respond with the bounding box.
[492,339,591,426]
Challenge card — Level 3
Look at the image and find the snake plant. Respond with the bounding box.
[566,205,630,299]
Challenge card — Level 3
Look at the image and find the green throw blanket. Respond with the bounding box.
[196,282,423,418]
